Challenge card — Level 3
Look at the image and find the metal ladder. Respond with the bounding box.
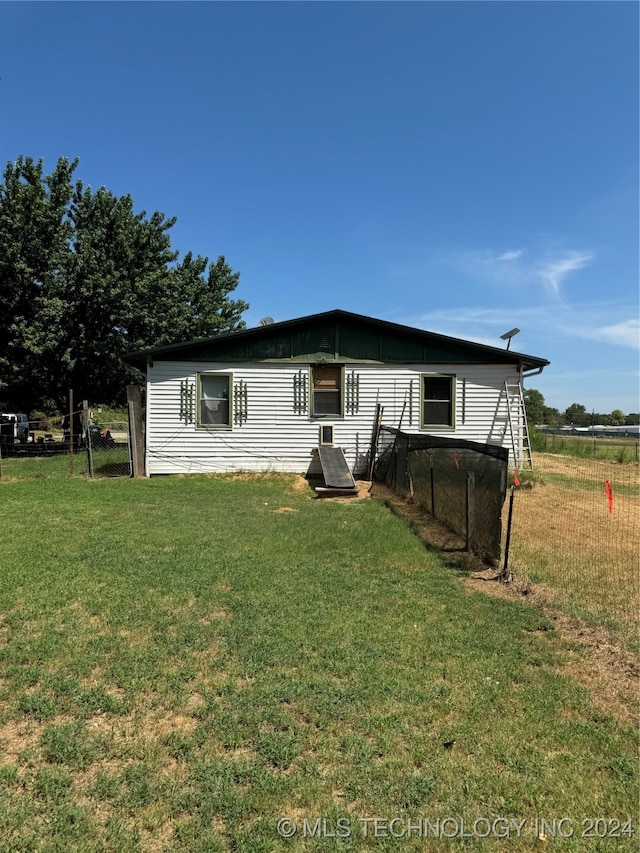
[504,381,533,469]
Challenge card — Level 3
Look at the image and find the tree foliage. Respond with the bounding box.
[564,402,589,426]
[526,389,637,428]
[523,388,544,426]
[0,156,248,412]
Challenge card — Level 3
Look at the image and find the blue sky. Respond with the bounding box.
[1,1,638,414]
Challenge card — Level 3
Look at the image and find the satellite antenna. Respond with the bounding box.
[258,317,275,327]
[500,328,520,351]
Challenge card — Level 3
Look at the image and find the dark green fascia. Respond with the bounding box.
[126,310,549,371]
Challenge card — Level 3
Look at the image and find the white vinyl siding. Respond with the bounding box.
[145,362,523,475]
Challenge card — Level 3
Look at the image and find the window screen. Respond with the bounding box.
[423,375,454,426]
[199,374,231,426]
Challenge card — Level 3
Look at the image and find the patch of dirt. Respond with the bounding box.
[206,471,290,482]
[273,506,298,513]
[184,692,205,715]
[552,617,639,726]
[313,478,374,502]
[148,710,199,737]
[292,476,374,501]
[351,480,374,500]
[292,475,313,493]
[0,719,37,765]
[198,609,229,624]
[0,715,71,765]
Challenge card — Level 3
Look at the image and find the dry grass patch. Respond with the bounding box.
[0,717,53,765]
[465,576,639,727]
[508,453,639,634]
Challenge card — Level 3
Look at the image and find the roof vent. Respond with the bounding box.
[257,317,275,326]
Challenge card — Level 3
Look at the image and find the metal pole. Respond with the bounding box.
[430,456,435,517]
[466,472,475,552]
[68,389,74,476]
[127,384,145,477]
[502,485,516,581]
[83,399,93,478]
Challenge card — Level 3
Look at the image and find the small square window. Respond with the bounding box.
[198,373,231,427]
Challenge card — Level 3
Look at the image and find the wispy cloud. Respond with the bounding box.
[497,249,525,262]
[404,302,639,351]
[537,252,594,297]
[594,318,640,349]
[443,246,595,298]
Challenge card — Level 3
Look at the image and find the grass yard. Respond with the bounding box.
[0,471,637,851]
[530,433,639,465]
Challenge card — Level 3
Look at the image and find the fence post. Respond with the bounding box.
[466,472,475,552]
[127,385,145,478]
[407,455,414,498]
[68,389,74,476]
[430,455,435,517]
[392,442,398,490]
[367,404,383,480]
[502,485,516,581]
[83,399,93,478]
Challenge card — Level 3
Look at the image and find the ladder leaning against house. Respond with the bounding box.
[504,381,533,469]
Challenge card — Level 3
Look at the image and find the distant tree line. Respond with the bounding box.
[0,156,248,414]
[524,389,639,428]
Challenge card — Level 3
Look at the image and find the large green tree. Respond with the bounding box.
[0,156,248,412]
[523,388,545,427]
[564,402,589,427]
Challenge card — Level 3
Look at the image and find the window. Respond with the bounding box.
[198,373,232,427]
[422,374,455,428]
[312,365,342,417]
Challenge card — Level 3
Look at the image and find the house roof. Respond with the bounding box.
[125,309,550,372]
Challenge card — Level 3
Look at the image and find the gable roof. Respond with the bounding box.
[126,309,549,372]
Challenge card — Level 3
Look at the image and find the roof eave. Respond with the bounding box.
[123,309,550,371]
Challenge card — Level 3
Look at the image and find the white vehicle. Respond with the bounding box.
[1,413,29,443]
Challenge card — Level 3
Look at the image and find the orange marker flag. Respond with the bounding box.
[605,480,614,514]
[513,469,521,487]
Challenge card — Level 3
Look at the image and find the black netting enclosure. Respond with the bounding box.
[374,426,509,564]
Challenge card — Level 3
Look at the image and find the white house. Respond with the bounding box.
[126,310,549,477]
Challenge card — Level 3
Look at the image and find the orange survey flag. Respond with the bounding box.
[605,480,614,514]
[513,469,521,487]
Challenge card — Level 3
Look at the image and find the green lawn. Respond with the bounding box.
[0,472,637,851]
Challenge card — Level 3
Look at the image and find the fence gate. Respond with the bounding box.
[86,421,132,478]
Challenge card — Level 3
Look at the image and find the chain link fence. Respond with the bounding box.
[85,421,132,478]
[0,414,131,480]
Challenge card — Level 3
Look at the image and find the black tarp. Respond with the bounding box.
[374,427,509,563]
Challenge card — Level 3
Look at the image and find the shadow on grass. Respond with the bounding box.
[369,481,489,573]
